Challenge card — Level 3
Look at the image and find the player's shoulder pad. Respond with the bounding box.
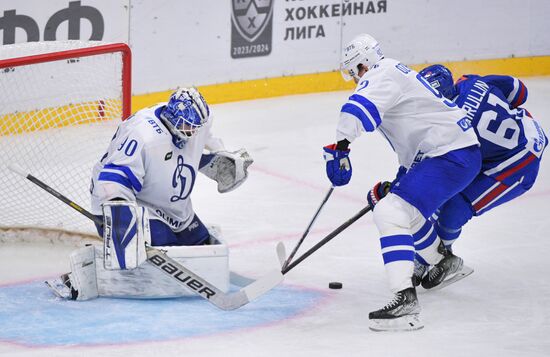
[457,74,480,83]
[455,74,479,91]
[360,58,402,85]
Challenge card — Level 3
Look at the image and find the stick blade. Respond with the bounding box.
[7,163,28,178]
[242,269,284,302]
[276,242,286,268]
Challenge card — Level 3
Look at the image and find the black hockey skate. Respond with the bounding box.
[412,260,427,287]
[368,287,424,331]
[421,249,463,290]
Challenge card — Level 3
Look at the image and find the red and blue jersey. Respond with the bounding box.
[453,75,547,182]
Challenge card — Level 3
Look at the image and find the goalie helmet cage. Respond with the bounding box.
[0,41,132,235]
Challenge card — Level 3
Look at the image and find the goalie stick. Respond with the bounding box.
[8,164,284,310]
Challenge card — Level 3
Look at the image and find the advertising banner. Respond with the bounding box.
[2,1,549,96]
[0,0,129,45]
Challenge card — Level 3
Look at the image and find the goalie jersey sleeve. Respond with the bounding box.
[93,120,146,203]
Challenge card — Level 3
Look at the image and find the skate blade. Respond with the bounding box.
[369,314,424,332]
[429,265,474,291]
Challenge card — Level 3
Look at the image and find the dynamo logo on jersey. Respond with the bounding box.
[171,155,196,202]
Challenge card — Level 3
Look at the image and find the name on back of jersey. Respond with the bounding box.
[461,79,490,124]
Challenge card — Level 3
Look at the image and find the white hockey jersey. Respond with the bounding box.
[90,104,224,232]
[336,58,479,169]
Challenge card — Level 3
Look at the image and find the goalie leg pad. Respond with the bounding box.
[199,149,253,193]
[68,245,98,300]
[94,229,230,298]
[102,201,151,270]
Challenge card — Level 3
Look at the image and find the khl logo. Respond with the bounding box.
[231,0,273,59]
[0,1,104,45]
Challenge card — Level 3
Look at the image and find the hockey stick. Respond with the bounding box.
[8,164,284,310]
[281,186,334,271]
[282,205,372,274]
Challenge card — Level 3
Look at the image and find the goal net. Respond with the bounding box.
[0,41,131,236]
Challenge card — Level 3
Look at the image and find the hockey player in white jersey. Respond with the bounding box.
[47,87,253,300]
[323,34,481,331]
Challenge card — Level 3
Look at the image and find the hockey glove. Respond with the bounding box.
[367,181,391,208]
[323,144,352,186]
[199,149,254,193]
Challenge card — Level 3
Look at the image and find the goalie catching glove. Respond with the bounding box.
[199,149,254,193]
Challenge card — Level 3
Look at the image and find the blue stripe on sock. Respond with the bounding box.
[415,229,438,251]
[413,220,432,242]
[380,234,413,249]
[382,250,415,264]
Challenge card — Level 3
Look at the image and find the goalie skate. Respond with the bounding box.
[45,273,77,300]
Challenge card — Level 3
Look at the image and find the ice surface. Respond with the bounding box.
[1,77,549,356]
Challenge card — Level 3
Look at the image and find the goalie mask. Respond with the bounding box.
[160,87,210,148]
[419,64,457,99]
[340,33,384,82]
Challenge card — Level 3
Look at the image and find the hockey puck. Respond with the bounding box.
[328,282,343,289]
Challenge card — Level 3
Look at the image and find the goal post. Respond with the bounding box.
[0,41,132,235]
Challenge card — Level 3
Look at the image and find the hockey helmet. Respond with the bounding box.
[419,64,457,99]
[160,87,210,148]
[340,33,384,82]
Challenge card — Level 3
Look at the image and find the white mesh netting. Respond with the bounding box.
[0,41,130,236]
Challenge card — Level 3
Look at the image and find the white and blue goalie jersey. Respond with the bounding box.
[336,58,479,169]
[90,104,224,232]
